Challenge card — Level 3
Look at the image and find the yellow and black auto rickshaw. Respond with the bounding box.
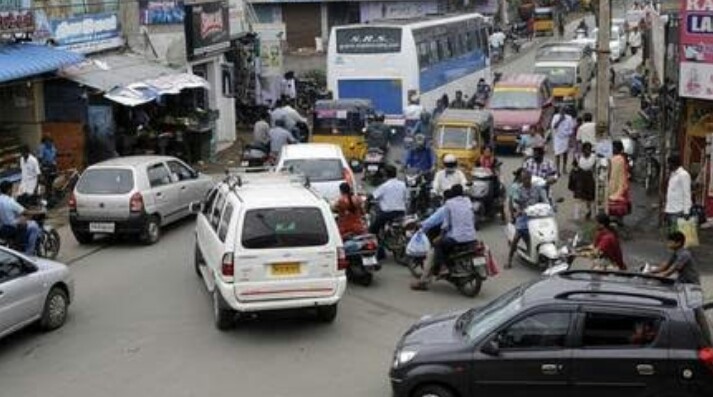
[533,7,555,36]
[311,99,374,167]
[433,108,493,175]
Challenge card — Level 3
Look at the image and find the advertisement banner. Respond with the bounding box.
[139,0,185,25]
[0,9,34,34]
[184,1,230,60]
[50,12,124,54]
[359,1,437,23]
[679,1,713,99]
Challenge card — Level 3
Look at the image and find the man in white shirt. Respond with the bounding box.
[576,112,596,150]
[19,145,41,198]
[404,96,424,134]
[629,26,642,55]
[664,155,692,229]
[432,154,468,196]
[270,99,306,132]
[280,71,297,100]
[369,165,408,257]
[551,107,575,174]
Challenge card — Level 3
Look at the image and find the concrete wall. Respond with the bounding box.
[0,81,45,147]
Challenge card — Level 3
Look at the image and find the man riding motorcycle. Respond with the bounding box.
[432,154,468,196]
[472,78,491,108]
[405,135,436,176]
[411,184,477,290]
[365,113,390,152]
[0,181,41,255]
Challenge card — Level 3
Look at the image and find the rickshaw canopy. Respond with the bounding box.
[312,99,375,136]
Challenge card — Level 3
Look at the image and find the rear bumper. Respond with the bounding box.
[69,212,149,235]
[494,132,519,146]
[216,275,348,313]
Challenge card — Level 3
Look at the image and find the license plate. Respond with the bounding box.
[89,222,115,233]
[367,165,378,172]
[472,257,486,267]
[271,262,301,276]
[362,256,378,267]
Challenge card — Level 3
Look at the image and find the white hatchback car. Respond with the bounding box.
[193,172,347,330]
[275,143,355,202]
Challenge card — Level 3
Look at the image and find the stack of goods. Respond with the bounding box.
[0,134,22,183]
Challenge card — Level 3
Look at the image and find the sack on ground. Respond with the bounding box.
[406,230,431,257]
[677,217,699,248]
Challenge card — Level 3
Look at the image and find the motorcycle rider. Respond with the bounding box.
[252,111,271,147]
[472,78,491,108]
[432,154,467,196]
[369,165,409,258]
[332,182,367,237]
[268,118,297,158]
[404,95,424,134]
[405,134,436,176]
[412,111,433,141]
[411,184,477,290]
[506,170,549,268]
[523,146,558,200]
[365,112,389,152]
[450,90,468,109]
[0,181,41,256]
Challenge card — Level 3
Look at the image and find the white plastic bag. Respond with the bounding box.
[406,230,431,258]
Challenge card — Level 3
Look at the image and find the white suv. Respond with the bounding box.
[193,172,347,330]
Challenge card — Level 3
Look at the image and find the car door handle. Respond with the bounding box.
[541,364,562,375]
[637,364,655,376]
[181,186,187,190]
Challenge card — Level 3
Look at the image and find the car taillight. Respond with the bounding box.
[337,247,348,271]
[365,239,378,251]
[342,168,354,188]
[221,252,234,280]
[68,192,77,211]
[129,192,144,213]
[699,347,713,373]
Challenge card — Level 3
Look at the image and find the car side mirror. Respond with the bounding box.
[22,259,38,274]
[481,339,500,356]
[189,201,203,214]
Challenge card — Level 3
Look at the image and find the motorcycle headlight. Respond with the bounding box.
[393,350,418,368]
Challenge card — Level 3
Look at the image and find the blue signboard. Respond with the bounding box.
[50,12,123,53]
[139,0,185,25]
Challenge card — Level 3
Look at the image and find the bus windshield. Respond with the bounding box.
[534,66,576,87]
[489,90,539,109]
[335,27,402,54]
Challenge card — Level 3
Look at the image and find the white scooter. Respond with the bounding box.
[506,177,561,269]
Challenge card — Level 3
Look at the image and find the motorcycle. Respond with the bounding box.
[0,198,60,259]
[541,233,583,276]
[506,202,561,269]
[343,233,380,286]
[505,31,522,53]
[404,168,432,217]
[240,141,271,167]
[407,239,489,297]
[363,147,386,185]
[469,164,506,223]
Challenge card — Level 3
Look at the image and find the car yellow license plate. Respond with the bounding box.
[271,262,301,276]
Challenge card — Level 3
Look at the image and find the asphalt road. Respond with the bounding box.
[0,11,673,397]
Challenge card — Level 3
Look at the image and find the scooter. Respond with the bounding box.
[343,233,380,286]
[506,202,561,269]
[363,147,386,185]
[469,165,506,223]
[407,240,489,297]
[542,233,582,276]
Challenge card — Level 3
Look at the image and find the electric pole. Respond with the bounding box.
[594,0,612,216]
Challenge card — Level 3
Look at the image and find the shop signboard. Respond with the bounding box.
[139,0,185,25]
[0,9,34,34]
[679,1,713,100]
[359,1,438,23]
[184,1,230,60]
[50,12,124,54]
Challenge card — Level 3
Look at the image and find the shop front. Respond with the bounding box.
[184,1,237,153]
[681,99,713,220]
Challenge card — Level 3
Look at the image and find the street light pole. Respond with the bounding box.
[594,0,612,216]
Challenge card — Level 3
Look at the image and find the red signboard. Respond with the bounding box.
[0,10,34,34]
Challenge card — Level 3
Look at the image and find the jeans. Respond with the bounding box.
[0,222,39,255]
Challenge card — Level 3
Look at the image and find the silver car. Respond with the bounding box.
[0,246,74,339]
[70,156,213,244]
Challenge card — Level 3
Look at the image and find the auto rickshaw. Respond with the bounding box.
[433,108,493,175]
[311,99,374,168]
[533,7,555,36]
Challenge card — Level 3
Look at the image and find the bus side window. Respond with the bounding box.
[430,40,439,64]
[418,42,430,67]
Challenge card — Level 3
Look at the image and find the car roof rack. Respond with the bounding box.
[223,167,311,191]
[557,270,676,286]
[554,290,678,307]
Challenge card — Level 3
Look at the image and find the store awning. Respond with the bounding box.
[0,43,85,84]
[61,53,209,107]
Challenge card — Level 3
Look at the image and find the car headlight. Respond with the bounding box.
[393,350,418,368]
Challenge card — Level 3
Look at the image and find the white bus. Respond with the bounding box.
[327,13,492,122]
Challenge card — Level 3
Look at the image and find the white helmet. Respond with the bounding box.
[443,154,457,169]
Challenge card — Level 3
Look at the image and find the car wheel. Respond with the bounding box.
[413,384,455,397]
[316,304,338,323]
[40,286,69,331]
[72,228,92,245]
[213,288,235,331]
[141,216,161,245]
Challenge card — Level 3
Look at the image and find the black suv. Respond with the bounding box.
[390,271,713,397]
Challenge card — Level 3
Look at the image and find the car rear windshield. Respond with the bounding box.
[242,207,329,249]
[282,159,343,182]
[77,168,134,195]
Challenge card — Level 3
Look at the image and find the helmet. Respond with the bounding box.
[443,154,457,169]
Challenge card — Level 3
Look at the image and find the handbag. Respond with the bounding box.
[676,217,699,248]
